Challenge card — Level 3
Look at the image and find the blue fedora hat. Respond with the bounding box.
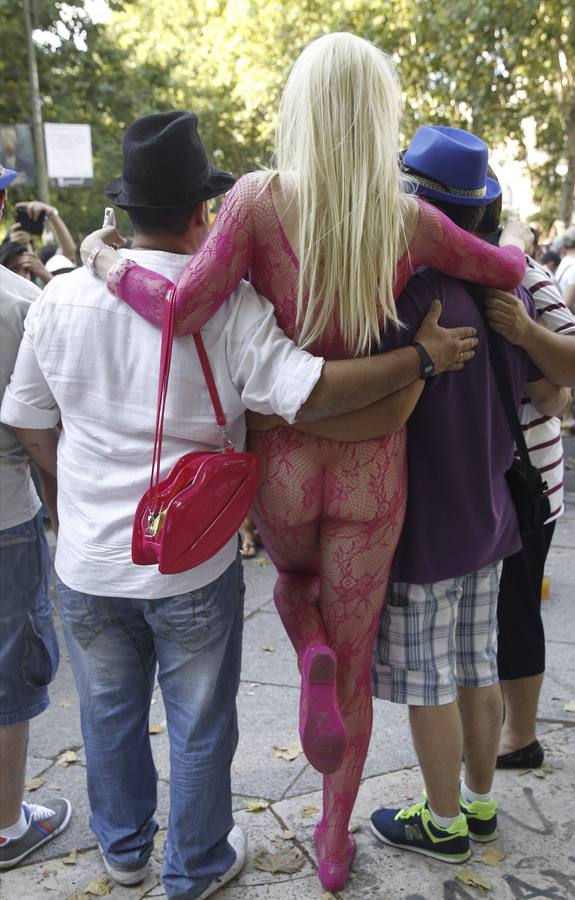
[0,163,18,189]
[402,126,501,207]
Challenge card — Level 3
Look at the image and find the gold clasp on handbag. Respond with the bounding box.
[146,508,166,537]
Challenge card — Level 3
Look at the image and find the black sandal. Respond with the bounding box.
[496,739,544,769]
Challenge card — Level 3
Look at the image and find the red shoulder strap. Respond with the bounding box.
[148,288,230,514]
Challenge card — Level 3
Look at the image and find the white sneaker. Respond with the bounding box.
[198,825,247,899]
[98,844,148,886]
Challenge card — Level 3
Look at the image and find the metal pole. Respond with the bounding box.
[23,0,50,202]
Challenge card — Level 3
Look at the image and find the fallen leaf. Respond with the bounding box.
[153,830,166,862]
[62,848,78,866]
[262,645,275,652]
[251,845,306,874]
[42,876,61,892]
[56,750,78,767]
[149,723,165,735]
[66,895,90,900]
[404,794,414,801]
[25,776,45,791]
[273,740,303,762]
[321,894,336,900]
[301,805,320,818]
[83,877,114,896]
[349,821,361,833]
[282,829,295,840]
[47,783,62,791]
[244,798,270,813]
[520,762,553,779]
[254,556,271,567]
[456,868,492,891]
[564,698,575,713]
[477,846,505,868]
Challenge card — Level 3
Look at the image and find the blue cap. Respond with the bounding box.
[0,164,18,189]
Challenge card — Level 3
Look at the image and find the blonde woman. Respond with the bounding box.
[82,33,525,890]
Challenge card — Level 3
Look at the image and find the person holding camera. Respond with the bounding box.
[0,240,52,286]
[13,201,77,264]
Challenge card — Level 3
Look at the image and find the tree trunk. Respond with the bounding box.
[559,96,575,226]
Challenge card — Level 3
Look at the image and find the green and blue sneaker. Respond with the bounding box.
[370,800,471,864]
[460,795,497,843]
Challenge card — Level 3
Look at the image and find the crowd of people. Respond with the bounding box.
[1,31,574,900]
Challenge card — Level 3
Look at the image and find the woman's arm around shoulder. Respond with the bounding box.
[90,173,262,334]
[405,197,526,290]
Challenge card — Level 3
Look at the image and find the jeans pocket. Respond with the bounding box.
[22,609,60,689]
[57,582,106,649]
[0,524,40,603]
[154,580,229,653]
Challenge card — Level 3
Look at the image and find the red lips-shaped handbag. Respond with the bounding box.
[132,289,259,574]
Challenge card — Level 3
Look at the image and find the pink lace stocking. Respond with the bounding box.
[249,427,407,859]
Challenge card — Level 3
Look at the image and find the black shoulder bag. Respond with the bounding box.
[465,283,551,537]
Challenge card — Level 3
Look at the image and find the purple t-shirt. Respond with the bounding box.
[381,269,541,584]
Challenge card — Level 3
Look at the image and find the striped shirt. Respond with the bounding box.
[521,257,575,521]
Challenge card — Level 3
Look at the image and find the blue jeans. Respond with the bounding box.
[0,510,57,726]
[57,556,244,900]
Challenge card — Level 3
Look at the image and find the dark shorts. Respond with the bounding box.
[0,510,59,726]
[497,520,556,681]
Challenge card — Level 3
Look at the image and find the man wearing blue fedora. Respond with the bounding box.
[368,126,569,862]
[0,163,72,868]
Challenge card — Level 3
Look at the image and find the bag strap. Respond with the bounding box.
[148,288,231,518]
[464,282,540,489]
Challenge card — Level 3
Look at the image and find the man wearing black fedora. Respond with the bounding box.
[1,113,478,897]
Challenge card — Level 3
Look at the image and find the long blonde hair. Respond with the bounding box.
[273,32,407,355]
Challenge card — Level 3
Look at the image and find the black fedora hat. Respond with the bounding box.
[105,111,235,210]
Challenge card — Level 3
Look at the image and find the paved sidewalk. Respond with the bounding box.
[2,497,574,900]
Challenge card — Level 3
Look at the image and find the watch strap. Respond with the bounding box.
[412,341,435,379]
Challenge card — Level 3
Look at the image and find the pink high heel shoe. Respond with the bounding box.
[314,823,357,892]
[299,644,347,774]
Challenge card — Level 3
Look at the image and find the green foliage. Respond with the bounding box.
[1,0,572,241]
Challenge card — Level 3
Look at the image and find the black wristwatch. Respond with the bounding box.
[412,342,435,380]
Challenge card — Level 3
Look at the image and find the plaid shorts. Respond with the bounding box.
[371,562,501,706]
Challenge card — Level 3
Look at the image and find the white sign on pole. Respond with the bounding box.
[44,123,94,187]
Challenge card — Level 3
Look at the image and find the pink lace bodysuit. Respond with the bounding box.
[106,172,525,865]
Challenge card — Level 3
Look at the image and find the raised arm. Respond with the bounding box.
[95,173,258,335]
[403,199,526,292]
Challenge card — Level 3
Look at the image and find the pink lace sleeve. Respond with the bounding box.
[106,173,259,335]
[400,199,526,292]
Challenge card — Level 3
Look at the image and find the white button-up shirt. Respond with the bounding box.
[1,249,324,597]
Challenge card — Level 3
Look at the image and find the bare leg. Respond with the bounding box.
[499,674,543,754]
[0,721,29,829]
[458,685,503,794]
[409,704,462,817]
[239,516,258,558]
